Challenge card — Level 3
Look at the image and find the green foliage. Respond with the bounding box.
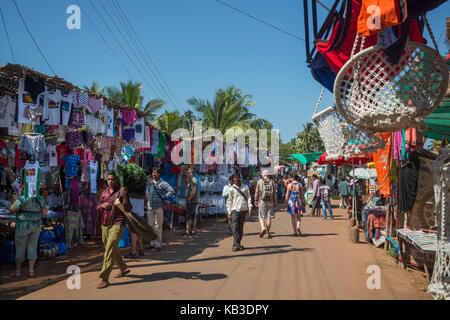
[114,163,147,196]
[83,81,105,95]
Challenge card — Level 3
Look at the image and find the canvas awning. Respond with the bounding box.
[290,153,323,165]
[423,58,450,141]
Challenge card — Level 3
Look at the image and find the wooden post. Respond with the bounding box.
[384,201,391,251]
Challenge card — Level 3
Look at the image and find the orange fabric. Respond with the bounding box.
[357,0,407,37]
[373,133,393,196]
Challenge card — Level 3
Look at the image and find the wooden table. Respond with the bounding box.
[397,232,436,281]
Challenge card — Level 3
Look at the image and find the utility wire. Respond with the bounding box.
[11,0,56,75]
[109,0,182,111]
[88,0,163,103]
[0,5,15,63]
[214,0,306,42]
[100,0,178,109]
[74,0,139,92]
[111,0,184,110]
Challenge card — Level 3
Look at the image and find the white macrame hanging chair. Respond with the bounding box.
[334,17,449,132]
[428,148,450,300]
[312,87,385,159]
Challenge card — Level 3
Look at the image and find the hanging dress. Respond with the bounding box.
[287,182,305,215]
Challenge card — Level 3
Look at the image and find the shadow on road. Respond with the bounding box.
[111,271,228,287]
[128,247,313,270]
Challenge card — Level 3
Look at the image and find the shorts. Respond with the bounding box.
[186,202,197,221]
[258,201,275,220]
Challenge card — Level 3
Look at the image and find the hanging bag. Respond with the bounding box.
[334,17,448,132]
[312,88,385,159]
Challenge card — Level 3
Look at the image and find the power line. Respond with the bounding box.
[214,0,306,42]
[11,0,56,75]
[87,0,164,104]
[74,0,139,91]
[99,0,178,108]
[0,5,15,63]
[109,0,182,110]
[111,0,184,110]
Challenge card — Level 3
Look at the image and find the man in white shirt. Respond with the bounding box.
[310,174,321,216]
[226,174,253,252]
[222,176,234,234]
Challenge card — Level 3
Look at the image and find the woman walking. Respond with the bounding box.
[9,196,48,278]
[285,175,305,236]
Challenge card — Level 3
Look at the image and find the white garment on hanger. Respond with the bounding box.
[89,160,98,194]
[60,92,72,126]
[17,80,43,125]
[42,87,62,125]
[0,95,16,128]
[133,117,145,142]
[24,160,40,198]
[48,145,58,167]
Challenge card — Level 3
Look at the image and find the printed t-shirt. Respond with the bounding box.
[62,154,80,177]
[48,145,58,167]
[42,88,61,125]
[24,160,40,198]
[56,145,69,166]
[89,160,98,194]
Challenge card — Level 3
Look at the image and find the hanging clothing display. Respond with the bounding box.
[80,193,98,236]
[398,151,420,213]
[89,160,98,194]
[373,133,393,197]
[0,95,16,128]
[24,160,41,199]
[62,154,80,177]
[18,134,46,155]
[42,87,62,125]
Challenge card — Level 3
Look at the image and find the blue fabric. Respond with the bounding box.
[161,174,177,190]
[118,226,131,248]
[0,240,14,264]
[39,229,56,245]
[62,154,80,177]
[121,145,134,162]
[52,241,66,255]
[53,224,65,242]
[309,53,336,93]
[144,153,154,170]
[161,162,172,176]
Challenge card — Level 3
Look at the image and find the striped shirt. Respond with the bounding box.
[147,179,175,210]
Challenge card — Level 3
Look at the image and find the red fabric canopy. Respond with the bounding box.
[317,153,373,166]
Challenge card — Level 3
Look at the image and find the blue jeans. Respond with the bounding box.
[322,201,334,219]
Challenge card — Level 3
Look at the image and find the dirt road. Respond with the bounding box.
[18,206,431,300]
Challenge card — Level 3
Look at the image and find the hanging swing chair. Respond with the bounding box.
[334,18,449,132]
[312,88,385,159]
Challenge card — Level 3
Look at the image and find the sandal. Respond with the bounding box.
[114,269,130,278]
[97,281,109,289]
[125,252,138,259]
[138,249,145,256]
[11,271,21,278]
[28,271,36,278]
[259,229,266,238]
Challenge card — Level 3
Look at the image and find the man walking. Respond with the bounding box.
[254,170,277,239]
[226,174,253,252]
[319,179,334,220]
[185,168,199,235]
[96,172,132,289]
[338,178,350,209]
[222,176,234,234]
[310,174,321,216]
[146,168,174,251]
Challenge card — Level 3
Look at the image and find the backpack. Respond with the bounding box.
[260,179,274,202]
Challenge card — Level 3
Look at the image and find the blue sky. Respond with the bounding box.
[0,0,449,141]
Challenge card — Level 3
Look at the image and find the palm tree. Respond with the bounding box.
[188,86,267,133]
[106,81,143,108]
[142,99,165,123]
[152,111,185,135]
[83,81,105,95]
[296,122,323,153]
